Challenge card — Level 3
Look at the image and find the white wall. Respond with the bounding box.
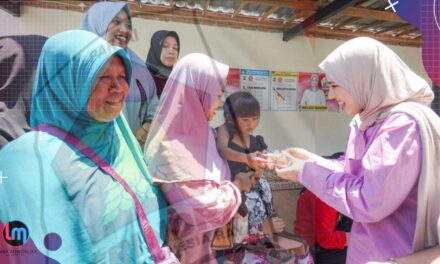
[1,7,429,155]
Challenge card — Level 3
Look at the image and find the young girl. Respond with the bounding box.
[216,91,312,263]
[217,91,268,184]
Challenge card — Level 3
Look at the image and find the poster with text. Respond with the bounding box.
[240,69,270,111]
[297,72,328,111]
[270,71,298,111]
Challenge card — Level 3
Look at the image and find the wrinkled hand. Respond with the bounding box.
[246,152,268,171]
[0,38,25,90]
[134,122,150,146]
[233,172,253,192]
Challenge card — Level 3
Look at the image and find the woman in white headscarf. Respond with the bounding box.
[274,37,440,263]
[81,1,159,146]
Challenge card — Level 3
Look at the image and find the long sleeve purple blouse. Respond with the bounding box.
[300,113,422,263]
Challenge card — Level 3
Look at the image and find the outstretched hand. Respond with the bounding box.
[283,147,312,161]
[273,150,306,182]
[246,151,268,171]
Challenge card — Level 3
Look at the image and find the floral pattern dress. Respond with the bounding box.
[224,135,314,264]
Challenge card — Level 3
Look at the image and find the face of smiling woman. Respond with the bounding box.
[105,9,132,48]
[87,56,129,122]
[206,90,224,122]
[326,75,362,117]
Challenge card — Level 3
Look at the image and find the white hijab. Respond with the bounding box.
[320,37,440,252]
[320,37,433,130]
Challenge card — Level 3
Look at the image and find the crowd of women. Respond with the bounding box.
[1,1,440,264]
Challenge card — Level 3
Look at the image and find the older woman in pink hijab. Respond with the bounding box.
[274,37,440,263]
[144,53,251,263]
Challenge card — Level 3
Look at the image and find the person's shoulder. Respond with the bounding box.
[385,111,418,127]
[254,135,268,150]
[0,131,72,160]
[0,132,67,182]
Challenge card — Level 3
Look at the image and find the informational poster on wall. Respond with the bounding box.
[240,69,270,111]
[297,72,328,111]
[270,71,298,111]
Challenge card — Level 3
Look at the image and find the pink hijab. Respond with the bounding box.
[319,37,433,130]
[144,53,230,183]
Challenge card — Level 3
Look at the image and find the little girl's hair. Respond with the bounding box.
[223,91,260,134]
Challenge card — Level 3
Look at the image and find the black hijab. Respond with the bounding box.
[146,30,180,78]
[0,35,47,148]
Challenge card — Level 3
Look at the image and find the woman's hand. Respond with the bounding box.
[134,122,150,146]
[275,165,300,182]
[265,151,295,170]
[283,147,313,161]
[246,152,267,171]
[274,152,306,182]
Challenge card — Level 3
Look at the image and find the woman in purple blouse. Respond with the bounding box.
[275,37,440,263]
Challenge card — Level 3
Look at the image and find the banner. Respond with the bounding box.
[240,69,270,111]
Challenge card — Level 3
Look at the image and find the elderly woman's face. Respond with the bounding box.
[160,36,179,67]
[106,10,132,48]
[87,56,129,122]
